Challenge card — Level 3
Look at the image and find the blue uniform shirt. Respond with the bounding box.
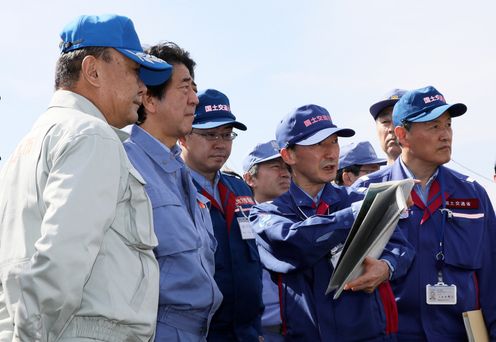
[250,181,415,341]
[124,125,223,341]
[191,171,264,341]
[353,158,496,341]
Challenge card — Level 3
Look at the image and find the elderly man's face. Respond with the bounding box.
[397,111,453,167]
[376,107,401,163]
[97,49,146,128]
[245,158,290,203]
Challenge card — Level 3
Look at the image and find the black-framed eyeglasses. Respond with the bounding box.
[191,131,238,141]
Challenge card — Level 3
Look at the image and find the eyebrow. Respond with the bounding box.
[180,76,193,84]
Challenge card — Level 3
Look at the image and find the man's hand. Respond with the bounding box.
[343,257,389,293]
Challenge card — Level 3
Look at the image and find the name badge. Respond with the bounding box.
[426,282,457,305]
[238,217,255,240]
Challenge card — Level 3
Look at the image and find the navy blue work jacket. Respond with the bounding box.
[352,159,496,341]
[249,181,414,341]
[193,172,264,341]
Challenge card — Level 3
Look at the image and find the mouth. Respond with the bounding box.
[386,138,399,146]
[210,154,227,159]
[322,164,336,172]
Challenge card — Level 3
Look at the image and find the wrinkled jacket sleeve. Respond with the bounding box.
[14,133,122,341]
[249,202,355,272]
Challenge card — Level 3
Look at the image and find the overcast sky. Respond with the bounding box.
[1,0,495,202]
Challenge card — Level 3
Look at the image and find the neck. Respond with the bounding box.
[386,156,396,165]
[254,193,272,204]
[141,121,177,149]
[401,154,438,188]
[293,179,325,199]
[192,168,217,187]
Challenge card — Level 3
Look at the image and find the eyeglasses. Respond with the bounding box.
[191,131,238,141]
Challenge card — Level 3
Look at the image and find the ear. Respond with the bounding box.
[342,171,353,187]
[80,55,100,87]
[394,126,408,146]
[280,147,296,166]
[243,172,255,187]
[142,93,157,114]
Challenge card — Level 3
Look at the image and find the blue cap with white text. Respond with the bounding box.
[393,86,467,127]
[59,14,172,86]
[276,104,355,148]
[338,141,387,170]
[242,140,281,173]
[193,89,247,130]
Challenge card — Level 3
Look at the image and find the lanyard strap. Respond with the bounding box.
[435,172,448,283]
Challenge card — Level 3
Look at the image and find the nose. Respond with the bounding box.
[280,166,291,178]
[190,88,199,106]
[325,145,339,160]
[440,124,452,141]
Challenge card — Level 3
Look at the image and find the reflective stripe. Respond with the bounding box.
[452,212,484,219]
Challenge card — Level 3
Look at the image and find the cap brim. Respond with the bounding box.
[339,157,387,170]
[192,119,247,131]
[256,153,281,165]
[409,103,467,123]
[369,99,399,120]
[359,157,387,166]
[242,153,281,173]
[296,127,355,146]
[117,48,173,86]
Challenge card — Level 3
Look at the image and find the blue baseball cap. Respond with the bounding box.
[338,141,387,170]
[59,14,172,86]
[369,88,407,120]
[276,104,355,148]
[242,140,281,173]
[393,86,467,127]
[193,89,247,130]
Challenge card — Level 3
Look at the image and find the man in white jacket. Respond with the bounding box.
[0,14,171,342]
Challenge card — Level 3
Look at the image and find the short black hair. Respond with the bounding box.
[335,165,361,186]
[137,42,196,124]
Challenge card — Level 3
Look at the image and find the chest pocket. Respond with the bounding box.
[146,187,201,257]
[444,213,485,269]
[111,166,157,250]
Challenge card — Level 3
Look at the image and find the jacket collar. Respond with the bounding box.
[129,124,183,173]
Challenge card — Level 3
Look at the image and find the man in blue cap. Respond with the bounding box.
[335,141,387,186]
[242,140,291,204]
[124,43,223,341]
[0,14,171,341]
[370,89,406,165]
[242,141,290,341]
[353,86,496,340]
[249,104,414,341]
[180,89,264,341]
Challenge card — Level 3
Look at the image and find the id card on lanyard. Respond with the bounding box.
[236,205,255,240]
[425,172,457,305]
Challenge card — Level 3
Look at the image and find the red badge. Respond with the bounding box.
[445,198,479,209]
[235,196,255,206]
